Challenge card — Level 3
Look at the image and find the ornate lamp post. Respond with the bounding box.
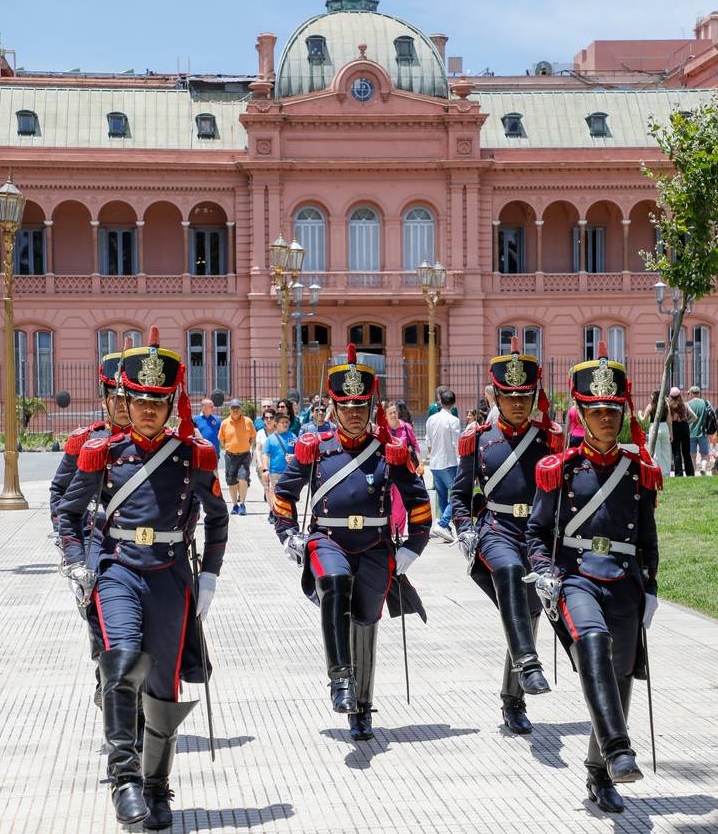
[268,235,305,399]
[0,173,28,510]
[290,280,321,404]
[418,260,446,408]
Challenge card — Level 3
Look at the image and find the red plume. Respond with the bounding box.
[510,336,520,354]
[148,326,160,348]
[597,340,608,359]
[175,363,193,440]
[123,336,132,351]
[347,343,357,364]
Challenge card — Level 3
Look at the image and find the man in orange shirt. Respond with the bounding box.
[218,398,256,515]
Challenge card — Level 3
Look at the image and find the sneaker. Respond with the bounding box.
[230,504,240,515]
[238,503,247,516]
[432,524,454,543]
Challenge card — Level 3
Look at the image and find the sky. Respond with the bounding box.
[0,0,702,78]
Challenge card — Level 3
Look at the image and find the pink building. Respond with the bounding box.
[1,0,717,428]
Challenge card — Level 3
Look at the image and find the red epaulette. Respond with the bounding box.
[621,448,664,492]
[192,438,218,471]
[295,432,320,465]
[384,439,410,467]
[64,421,104,455]
[457,423,491,457]
[535,447,581,492]
[77,436,112,472]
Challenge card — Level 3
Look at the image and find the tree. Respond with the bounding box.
[641,95,718,454]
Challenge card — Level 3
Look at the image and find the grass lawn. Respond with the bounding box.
[655,476,718,620]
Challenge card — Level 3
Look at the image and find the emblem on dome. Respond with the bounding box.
[138,350,166,388]
[342,365,365,397]
[505,354,527,387]
[589,362,617,398]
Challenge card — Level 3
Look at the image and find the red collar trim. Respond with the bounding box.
[337,428,369,450]
[497,416,530,438]
[129,428,170,452]
[581,440,620,466]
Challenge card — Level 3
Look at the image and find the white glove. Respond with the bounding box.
[284,532,308,566]
[456,530,479,561]
[643,594,658,629]
[59,560,96,608]
[395,546,419,576]
[524,569,562,621]
[196,572,217,621]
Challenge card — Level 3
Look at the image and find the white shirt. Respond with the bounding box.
[425,407,460,470]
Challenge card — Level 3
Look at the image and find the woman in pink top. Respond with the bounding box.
[384,401,421,537]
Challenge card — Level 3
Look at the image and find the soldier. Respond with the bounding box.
[525,341,661,813]
[272,344,432,741]
[451,337,559,734]
[57,328,228,828]
[50,347,143,729]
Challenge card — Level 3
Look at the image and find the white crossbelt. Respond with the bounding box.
[316,516,387,528]
[310,438,380,510]
[483,425,539,498]
[563,537,636,556]
[564,456,631,537]
[485,501,532,518]
[109,527,183,544]
[105,437,182,519]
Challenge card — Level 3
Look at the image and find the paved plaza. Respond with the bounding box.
[1,452,717,833]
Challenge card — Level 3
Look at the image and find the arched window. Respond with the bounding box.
[190,227,227,275]
[186,329,231,395]
[607,325,625,365]
[403,207,435,271]
[295,207,327,274]
[348,207,380,282]
[35,330,54,396]
[97,329,118,360]
[584,325,601,361]
[498,326,516,355]
[524,327,542,361]
[693,325,711,390]
[348,322,385,355]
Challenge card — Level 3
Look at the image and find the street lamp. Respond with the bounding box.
[290,280,321,404]
[268,235,305,399]
[0,172,28,510]
[418,260,446,408]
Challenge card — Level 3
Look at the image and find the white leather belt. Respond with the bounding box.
[317,516,387,530]
[563,536,636,556]
[110,527,182,545]
[486,501,532,518]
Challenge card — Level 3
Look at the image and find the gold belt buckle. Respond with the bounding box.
[348,515,364,530]
[135,527,155,545]
[592,536,611,555]
[512,503,529,518]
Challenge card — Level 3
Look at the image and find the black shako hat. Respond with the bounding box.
[570,340,628,411]
[489,336,540,395]
[327,343,377,406]
[121,326,183,402]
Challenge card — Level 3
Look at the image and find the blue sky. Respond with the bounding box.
[1,0,697,77]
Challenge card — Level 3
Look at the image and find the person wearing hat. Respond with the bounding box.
[57,328,228,828]
[51,345,135,716]
[451,337,560,734]
[271,344,432,741]
[526,341,662,813]
[218,397,256,514]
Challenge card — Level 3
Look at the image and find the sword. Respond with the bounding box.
[642,626,657,773]
[191,538,216,761]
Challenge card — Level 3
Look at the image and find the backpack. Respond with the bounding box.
[703,401,717,436]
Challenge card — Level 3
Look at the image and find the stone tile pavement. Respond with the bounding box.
[0,452,716,833]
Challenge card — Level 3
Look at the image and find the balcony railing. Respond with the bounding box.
[14,274,239,296]
[493,271,658,294]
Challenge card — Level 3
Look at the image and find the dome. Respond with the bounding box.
[276,3,448,99]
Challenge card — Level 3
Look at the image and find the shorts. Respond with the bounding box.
[225,451,251,485]
[690,436,709,456]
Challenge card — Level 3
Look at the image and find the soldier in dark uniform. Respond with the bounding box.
[526,341,661,813]
[57,328,228,829]
[51,348,134,712]
[272,344,432,741]
[451,337,560,734]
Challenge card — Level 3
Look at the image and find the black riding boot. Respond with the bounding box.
[493,565,550,695]
[584,672,638,812]
[500,614,542,733]
[99,648,155,825]
[141,694,197,830]
[316,574,357,713]
[348,622,378,740]
[571,633,643,787]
